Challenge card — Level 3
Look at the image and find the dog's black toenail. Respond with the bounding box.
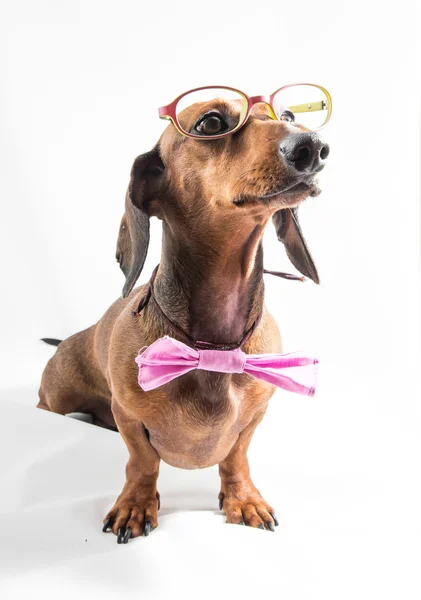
[258,524,265,530]
[117,527,125,544]
[102,517,113,532]
[156,493,160,510]
[219,496,224,510]
[144,521,152,537]
[267,521,275,532]
[270,512,279,527]
[123,527,132,544]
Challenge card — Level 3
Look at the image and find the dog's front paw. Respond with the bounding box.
[218,486,278,531]
[102,490,160,543]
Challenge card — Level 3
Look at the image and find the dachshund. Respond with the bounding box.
[38,97,329,543]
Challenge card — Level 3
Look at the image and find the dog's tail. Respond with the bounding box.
[41,338,62,347]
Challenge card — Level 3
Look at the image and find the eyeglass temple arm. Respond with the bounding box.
[288,100,327,113]
[158,105,173,118]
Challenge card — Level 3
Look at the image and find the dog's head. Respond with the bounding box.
[117,100,329,297]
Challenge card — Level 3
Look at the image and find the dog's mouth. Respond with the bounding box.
[233,177,321,208]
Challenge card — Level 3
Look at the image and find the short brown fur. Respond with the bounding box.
[38,101,324,538]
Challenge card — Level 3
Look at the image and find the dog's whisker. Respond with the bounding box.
[238,167,260,181]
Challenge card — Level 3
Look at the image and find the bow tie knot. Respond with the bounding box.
[197,348,246,373]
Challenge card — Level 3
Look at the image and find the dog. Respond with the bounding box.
[38,93,329,543]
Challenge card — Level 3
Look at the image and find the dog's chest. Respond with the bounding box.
[145,378,250,469]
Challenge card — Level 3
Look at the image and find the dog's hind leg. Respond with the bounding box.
[38,327,116,429]
[38,383,116,429]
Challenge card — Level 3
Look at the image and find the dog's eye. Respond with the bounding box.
[194,112,229,136]
[280,110,295,123]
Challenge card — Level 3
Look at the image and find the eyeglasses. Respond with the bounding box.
[158,84,332,140]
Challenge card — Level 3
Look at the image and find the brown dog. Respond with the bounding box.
[38,99,329,542]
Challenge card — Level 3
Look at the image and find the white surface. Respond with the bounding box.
[0,0,420,598]
[0,389,420,600]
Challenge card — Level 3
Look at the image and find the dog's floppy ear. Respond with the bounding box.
[116,148,164,298]
[272,207,320,284]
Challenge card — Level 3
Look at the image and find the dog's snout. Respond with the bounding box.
[280,133,330,173]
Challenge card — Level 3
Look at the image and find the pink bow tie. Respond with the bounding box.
[135,336,318,396]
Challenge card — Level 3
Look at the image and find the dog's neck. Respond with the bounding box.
[153,216,268,345]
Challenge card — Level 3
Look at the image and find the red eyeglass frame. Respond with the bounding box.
[158,84,332,140]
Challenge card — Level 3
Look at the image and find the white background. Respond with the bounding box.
[0,1,420,599]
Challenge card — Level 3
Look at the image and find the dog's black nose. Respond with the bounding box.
[280,133,330,173]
